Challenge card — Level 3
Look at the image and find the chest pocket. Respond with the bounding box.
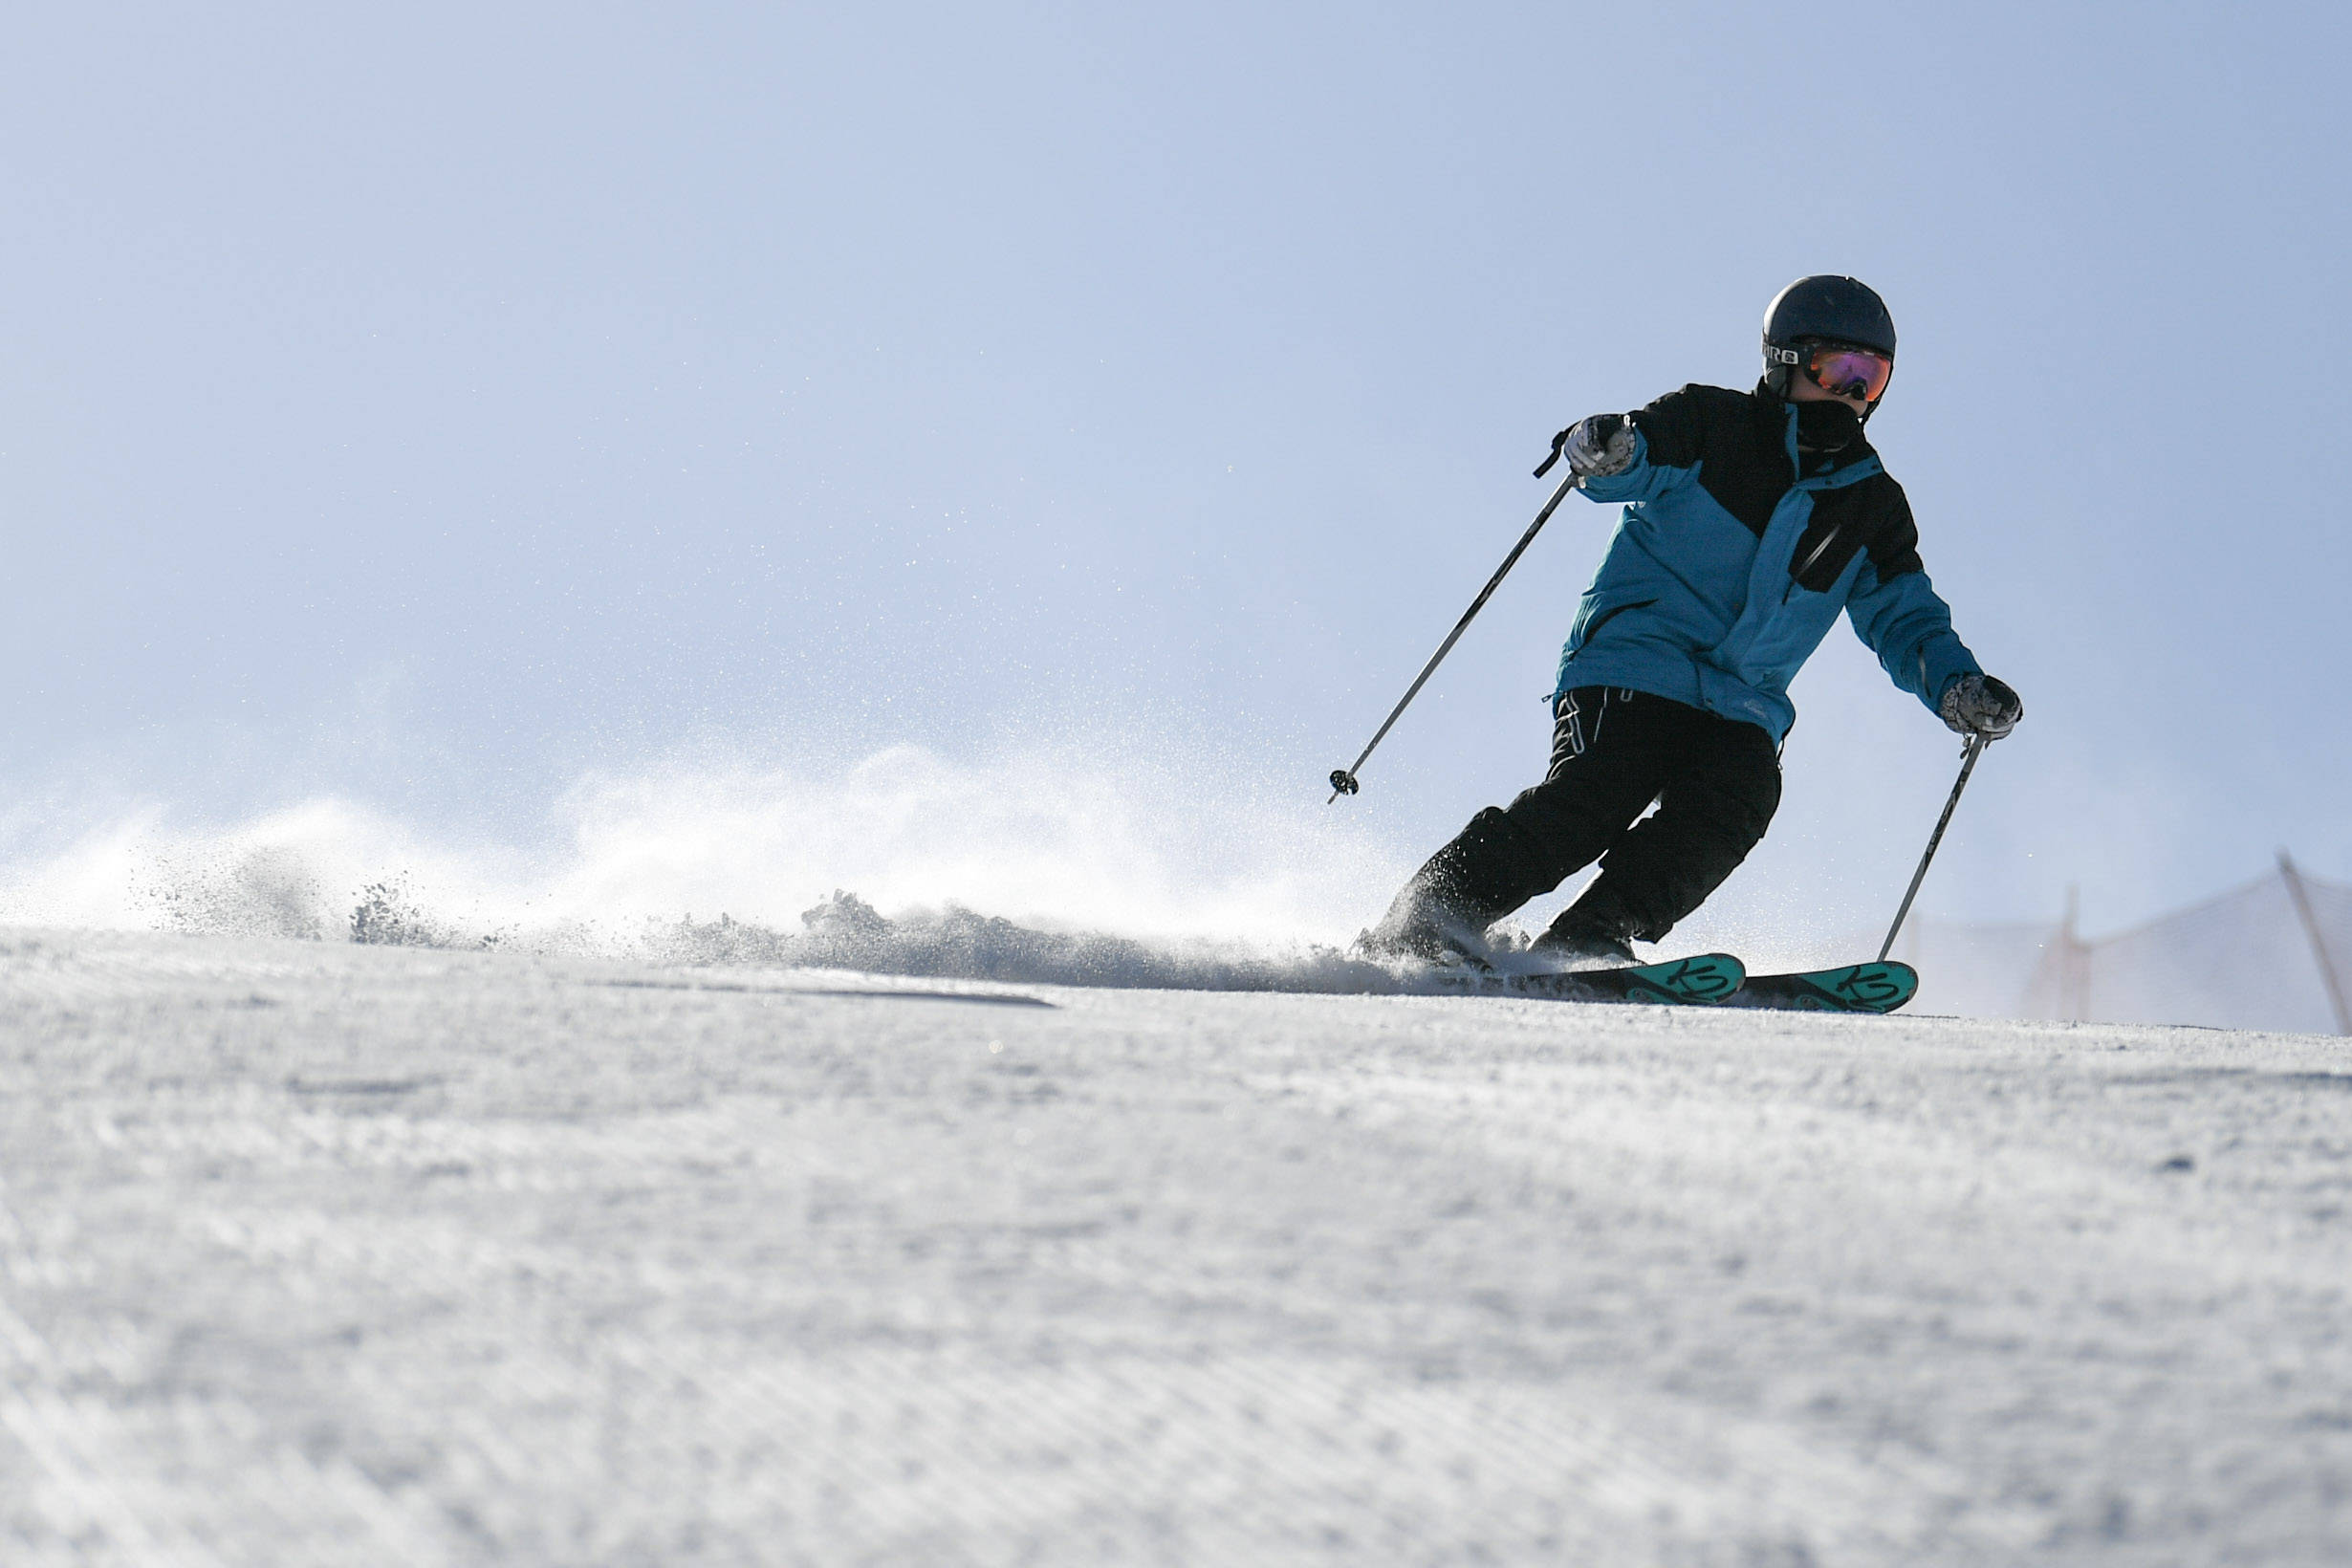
[1785,480,1876,593]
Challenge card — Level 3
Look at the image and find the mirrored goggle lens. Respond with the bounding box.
[1805,346,1892,401]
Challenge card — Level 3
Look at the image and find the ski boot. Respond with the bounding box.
[1530,906,1639,969]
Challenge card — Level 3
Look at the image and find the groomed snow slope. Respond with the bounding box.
[3,930,2348,1565]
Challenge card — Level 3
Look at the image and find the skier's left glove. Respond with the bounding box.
[1939,673,2023,740]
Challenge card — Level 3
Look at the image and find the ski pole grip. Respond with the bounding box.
[1533,426,1574,479]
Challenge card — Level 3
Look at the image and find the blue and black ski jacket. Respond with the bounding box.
[1557,381,1980,745]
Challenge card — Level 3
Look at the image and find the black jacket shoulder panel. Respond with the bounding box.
[1627,383,1791,537]
[1860,475,1924,581]
[1624,383,1728,470]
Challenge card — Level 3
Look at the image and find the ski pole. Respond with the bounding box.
[1328,467,1583,802]
[1878,731,1988,962]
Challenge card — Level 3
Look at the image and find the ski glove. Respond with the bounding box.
[1536,413,1638,480]
[1938,673,2023,740]
[1567,413,1638,477]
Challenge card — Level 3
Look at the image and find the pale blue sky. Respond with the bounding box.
[3,2,2345,937]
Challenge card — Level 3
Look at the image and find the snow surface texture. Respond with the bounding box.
[4,929,2350,1564]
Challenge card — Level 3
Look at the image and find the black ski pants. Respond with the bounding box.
[1500,686,1782,942]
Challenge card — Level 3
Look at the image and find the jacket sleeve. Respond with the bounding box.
[1574,385,1710,507]
[1845,483,1980,711]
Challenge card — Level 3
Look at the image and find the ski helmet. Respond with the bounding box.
[1761,275,1896,399]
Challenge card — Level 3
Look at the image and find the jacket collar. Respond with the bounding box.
[1752,379,1878,481]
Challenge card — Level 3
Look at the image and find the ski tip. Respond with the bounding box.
[1731,960,1919,1013]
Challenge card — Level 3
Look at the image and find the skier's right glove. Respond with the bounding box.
[1564,413,1638,478]
[1536,413,1639,479]
[1938,673,2024,740]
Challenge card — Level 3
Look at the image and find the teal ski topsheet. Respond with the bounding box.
[1431,952,1746,1006]
[1727,961,1919,1013]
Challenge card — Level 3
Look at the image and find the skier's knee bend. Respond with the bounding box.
[1442,806,1562,908]
[1497,780,1645,888]
[1571,801,1778,946]
[1711,786,1780,851]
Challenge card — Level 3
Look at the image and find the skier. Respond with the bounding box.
[1368,275,2022,966]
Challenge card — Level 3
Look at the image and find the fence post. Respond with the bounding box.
[2058,884,2092,1022]
[2278,850,2352,1035]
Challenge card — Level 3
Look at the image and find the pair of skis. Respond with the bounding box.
[1435,953,1918,1013]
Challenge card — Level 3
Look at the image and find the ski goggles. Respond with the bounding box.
[1770,341,1894,402]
